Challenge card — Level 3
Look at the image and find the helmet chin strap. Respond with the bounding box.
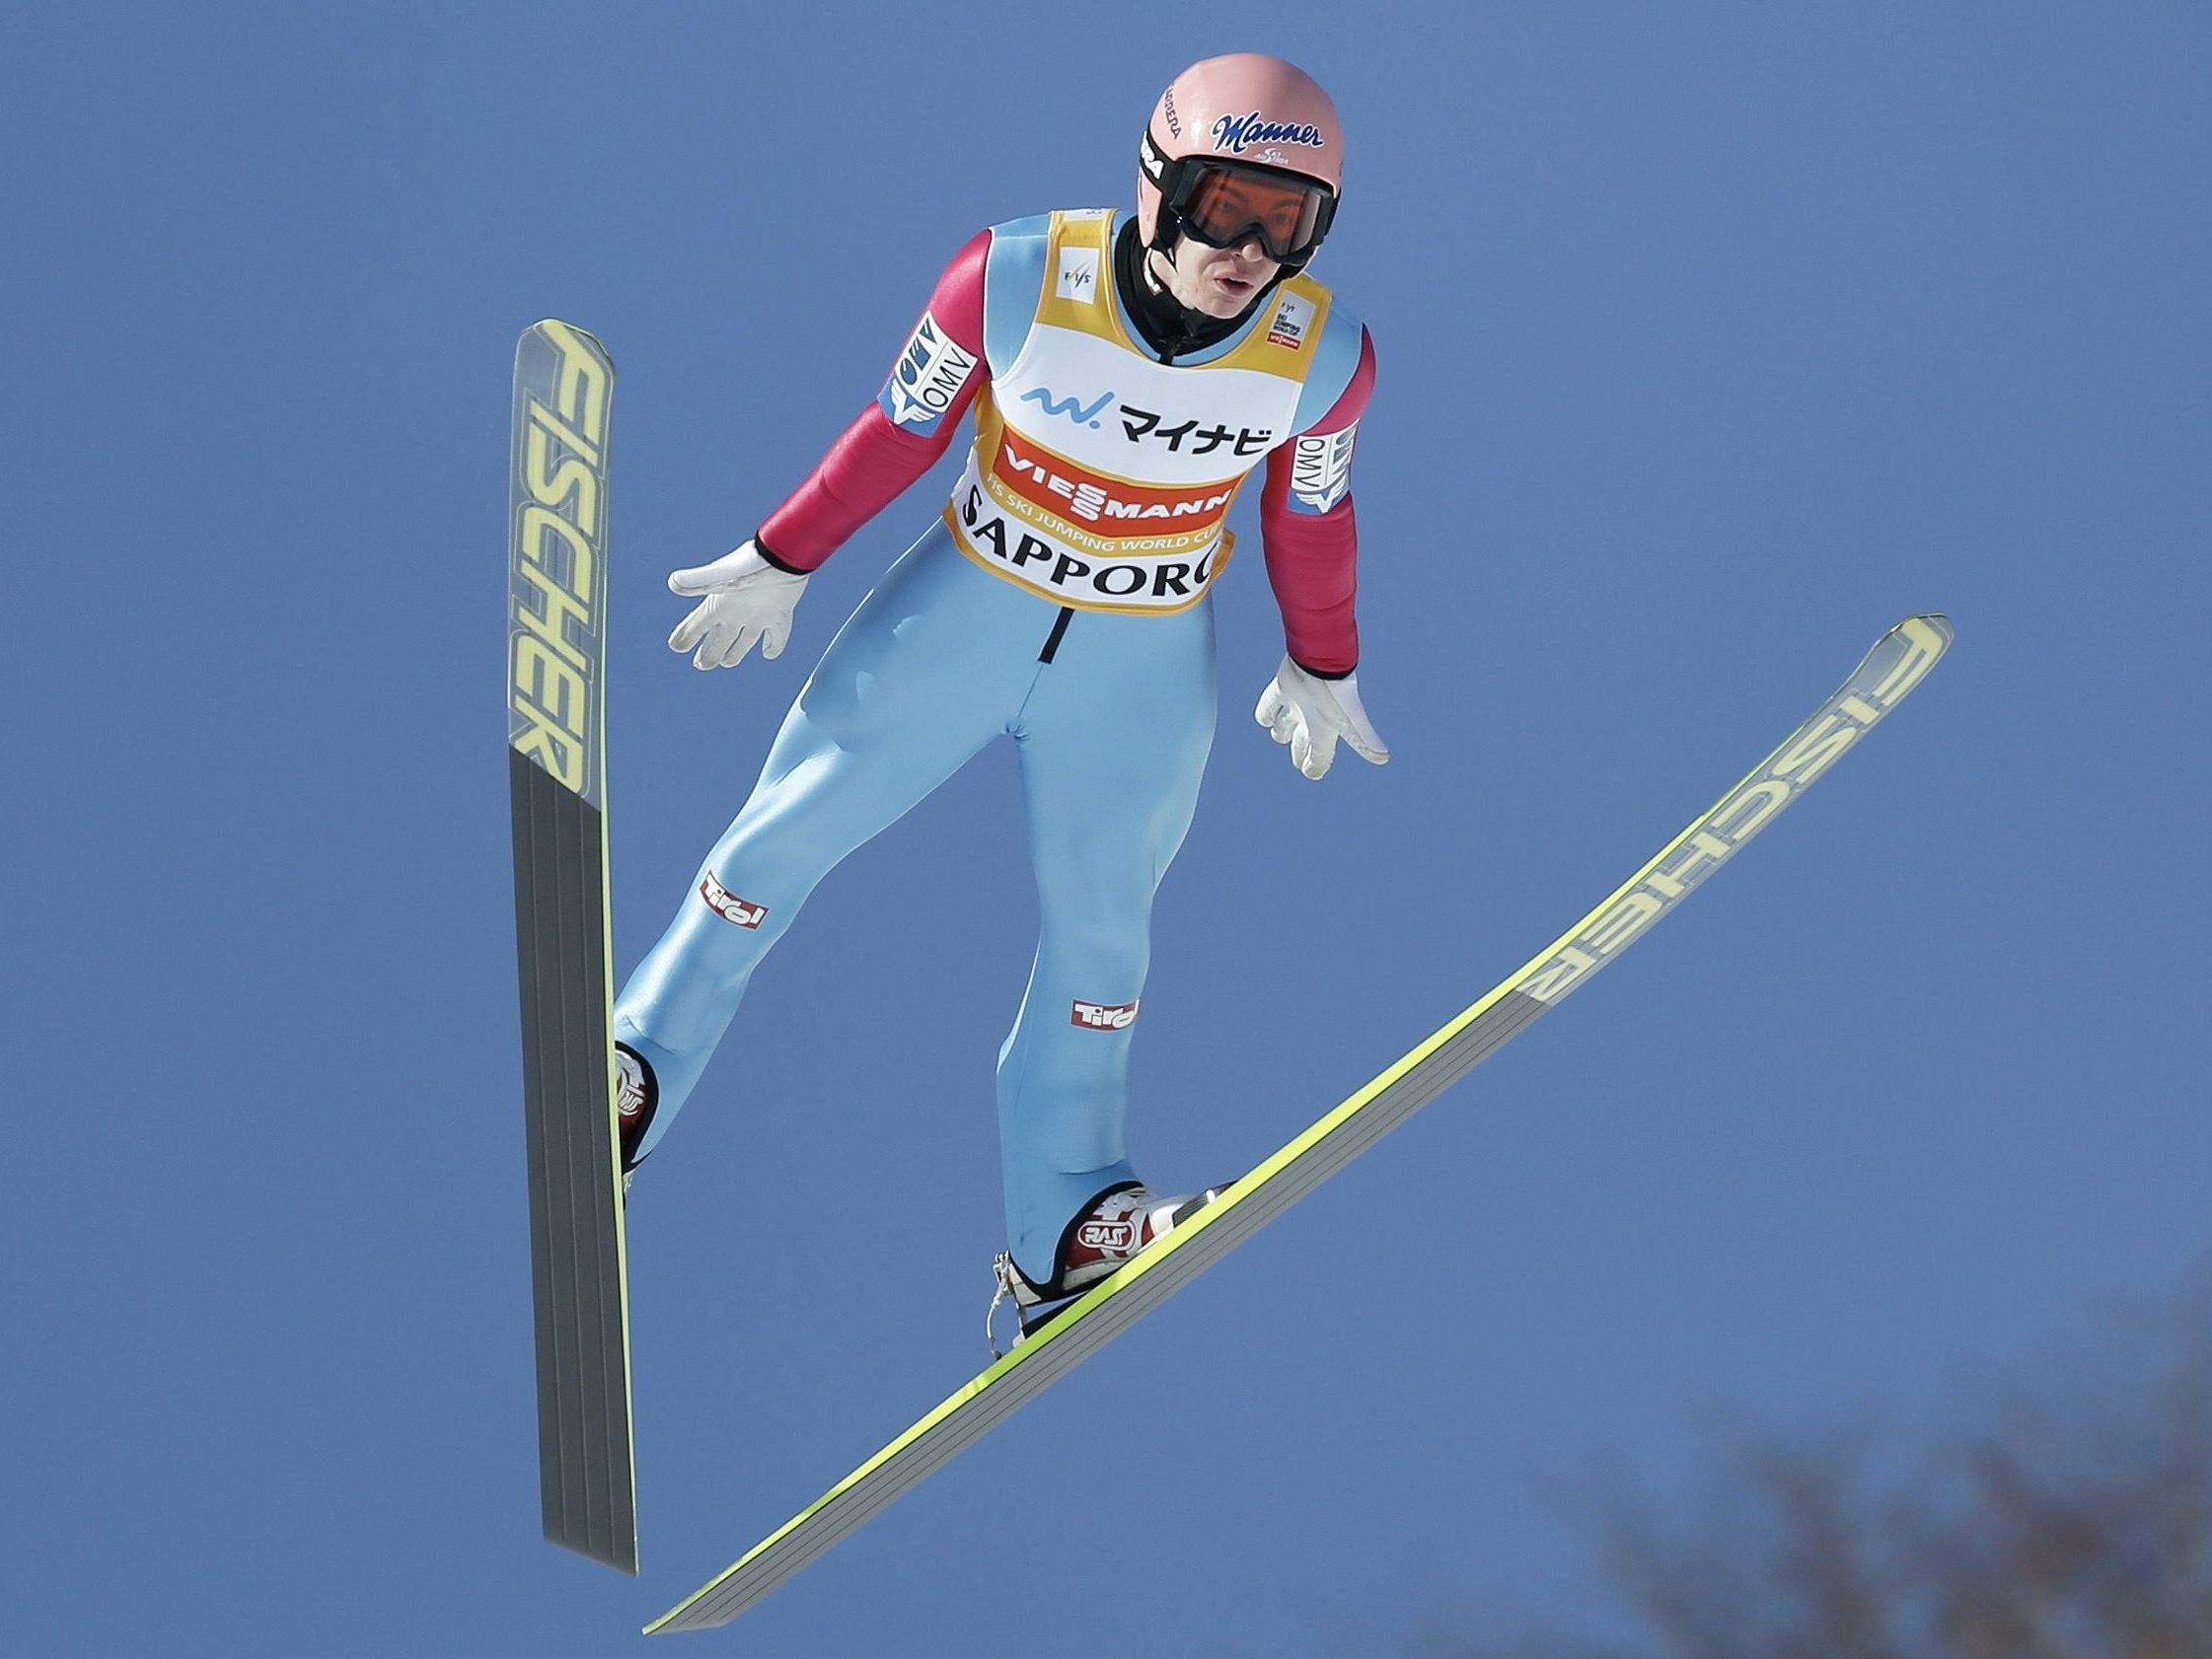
[1141,239,1188,299]
[1143,227,1288,325]
[1119,215,1282,361]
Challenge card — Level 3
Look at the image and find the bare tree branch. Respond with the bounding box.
[1404,1274,2212,1659]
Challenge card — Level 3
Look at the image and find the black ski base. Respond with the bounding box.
[511,747,637,1574]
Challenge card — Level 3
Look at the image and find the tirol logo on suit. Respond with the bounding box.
[1070,998,1140,1030]
[700,871,769,929]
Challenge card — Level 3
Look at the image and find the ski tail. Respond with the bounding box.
[645,613,1954,1630]
[508,319,637,1574]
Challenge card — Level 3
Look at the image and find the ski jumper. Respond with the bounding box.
[616,209,1375,1283]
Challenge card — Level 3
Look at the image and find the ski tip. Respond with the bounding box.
[519,318,614,362]
[1897,612,1954,643]
[1882,613,1956,674]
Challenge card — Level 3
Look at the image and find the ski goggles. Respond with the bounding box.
[1143,136,1337,264]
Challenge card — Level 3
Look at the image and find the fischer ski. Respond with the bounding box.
[507,319,637,1573]
[646,613,1954,1633]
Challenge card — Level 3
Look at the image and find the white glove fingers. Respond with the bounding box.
[666,545,807,672]
[717,625,761,670]
[670,541,774,596]
[1257,657,1383,779]
[1344,723,1390,765]
[1306,726,1339,779]
[1332,679,1390,764]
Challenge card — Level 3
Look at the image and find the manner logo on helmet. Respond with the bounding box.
[700,871,769,929]
[1289,423,1358,515]
[1070,998,1140,1030]
[1056,247,1100,303]
[881,313,978,433]
[1211,111,1327,154]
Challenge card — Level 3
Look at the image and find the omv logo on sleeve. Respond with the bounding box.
[881,312,979,433]
[1289,423,1358,514]
[1020,386,1117,430]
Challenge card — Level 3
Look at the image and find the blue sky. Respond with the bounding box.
[7,3,2206,1654]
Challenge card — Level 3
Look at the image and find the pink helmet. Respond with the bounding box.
[1137,54,1344,265]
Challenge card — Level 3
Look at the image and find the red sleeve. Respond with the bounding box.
[1258,325,1375,678]
[755,230,992,572]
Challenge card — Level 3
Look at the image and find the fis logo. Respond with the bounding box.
[882,313,978,433]
[1266,292,1313,350]
[1070,998,1141,1031]
[1056,247,1100,302]
[1021,385,1116,429]
[1289,424,1358,515]
[1076,1220,1138,1251]
[700,871,769,929]
[1516,616,1953,1006]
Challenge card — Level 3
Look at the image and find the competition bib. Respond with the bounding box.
[945,209,1333,614]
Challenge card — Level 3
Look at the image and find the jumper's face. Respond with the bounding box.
[1149,235,1282,318]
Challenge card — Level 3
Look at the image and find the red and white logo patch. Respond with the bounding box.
[1076,1219,1138,1251]
[616,1052,651,1120]
[994,428,1238,533]
[1070,998,1140,1031]
[700,871,768,929]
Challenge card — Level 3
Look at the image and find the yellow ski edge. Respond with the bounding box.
[643,612,1953,1630]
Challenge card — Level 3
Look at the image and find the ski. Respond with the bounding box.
[646,613,1954,1632]
[507,319,637,1574]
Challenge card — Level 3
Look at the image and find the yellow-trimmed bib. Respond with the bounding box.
[943,209,1333,614]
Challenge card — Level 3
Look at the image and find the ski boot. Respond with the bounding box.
[987,1180,1229,1354]
[616,1042,658,1196]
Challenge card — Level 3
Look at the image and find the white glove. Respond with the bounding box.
[666,541,810,671]
[1254,656,1391,781]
